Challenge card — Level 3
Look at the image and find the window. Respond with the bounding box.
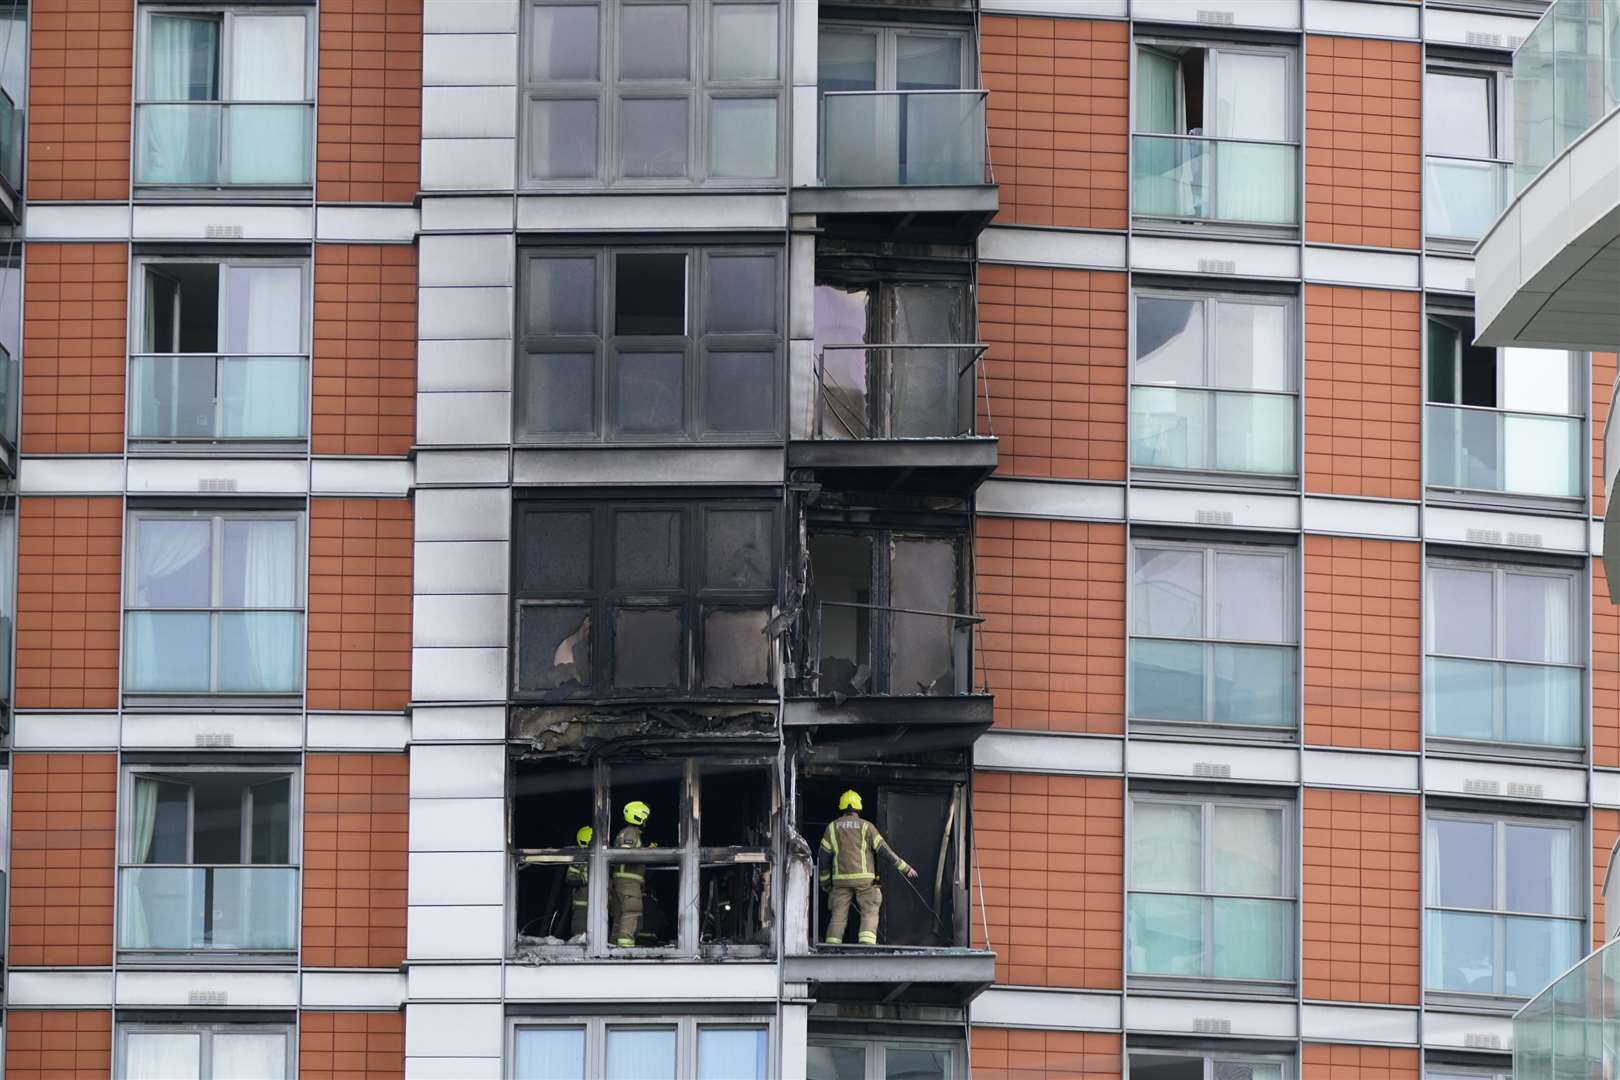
[0,495,14,711]
[1129,1050,1294,1079]
[1425,312,1584,501]
[1425,811,1583,999]
[118,1022,292,1079]
[1425,65,1512,242]
[513,497,776,697]
[1133,39,1297,226]
[519,246,782,441]
[513,756,773,956]
[131,258,309,445]
[801,525,972,697]
[811,275,978,439]
[525,0,784,186]
[118,767,297,955]
[124,510,304,696]
[1425,1068,1509,1080]
[1130,289,1297,478]
[514,1019,769,1079]
[1426,556,1583,750]
[1128,793,1296,986]
[136,6,314,187]
[1129,537,1298,731]
[807,1035,965,1080]
[817,23,983,187]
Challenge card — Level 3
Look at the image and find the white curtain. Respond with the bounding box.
[211,1033,287,1080]
[125,1033,201,1080]
[1134,50,1188,217]
[241,520,299,692]
[120,777,164,949]
[219,266,306,438]
[129,519,212,691]
[515,1028,587,1080]
[605,1029,678,1080]
[1135,48,1180,134]
[134,518,212,606]
[1210,52,1292,224]
[226,15,309,184]
[140,16,220,184]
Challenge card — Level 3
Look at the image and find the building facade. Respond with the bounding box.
[0,0,1609,1078]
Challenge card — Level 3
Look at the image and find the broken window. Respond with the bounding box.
[802,526,968,697]
[512,755,775,958]
[514,496,779,698]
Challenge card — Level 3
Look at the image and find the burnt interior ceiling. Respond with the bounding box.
[510,702,778,754]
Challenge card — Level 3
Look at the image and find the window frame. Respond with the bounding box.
[1424,63,1512,165]
[122,507,307,698]
[1425,312,1584,419]
[128,253,312,448]
[517,244,784,443]
[816,21,976,92]
[1126,791,1298,990]
[1131,37,1301,143]
[1127,1048,1297,1080]
[115,1020,295,1079]
[805,1034,969,1080]
[521,0,787,188]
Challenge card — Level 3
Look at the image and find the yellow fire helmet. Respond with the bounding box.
[839,790,863,812]
[576,825,593,846]
[624,800,651,826]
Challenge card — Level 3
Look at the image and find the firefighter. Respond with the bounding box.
[610,800,652,947]
[819,790,917,945]
[565,825,591,939]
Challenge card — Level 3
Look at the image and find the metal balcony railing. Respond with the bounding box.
[820,90,989,187]
[814,344,991,441]
[118,865,298,952]
[806,600,983,698]
[1131,134,1299,226]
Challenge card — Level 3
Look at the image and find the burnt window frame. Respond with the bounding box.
[512,493,781,700]
[516,242,784,444]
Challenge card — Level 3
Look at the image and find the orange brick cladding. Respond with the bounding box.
[21,244,128,455]
[300,1013,406,1080]
[302,754,409,968]
[8,755,117,967]
[1302,1045,1420,1080]
[977,518,1124,734]
[1593,352,1618,519]
[1304,536,1422,751]
[313,245,417,456]
[1305,36,1422,249]
[3,1011,113,1080]
[317,0,423,203]
[980,265,1127,481]
[15,497,122,711]
[982,16,1128,229]
[1303,789,1421,1004]
[971,1029,1120,1080]
[1596,559,1620,767]
[1304,285,1423,499]
[27,0,131,200]
[974,771,1122,988]
[308,499,414,711]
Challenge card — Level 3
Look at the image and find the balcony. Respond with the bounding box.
[1425,156,1512,244]
[1129,387,1296,480]
[788,344,996,493]
[796,90,996,240]
[0,87,20,222]
[1132,135,1299,229]
[1516,937,1620,1078]
[1425,403,1583,501]
[1512,0,1620,194]
[0,344,16,478]
[130,354,309,446]
[118,866,297,955]
[1427,656,1583,751]
[135,103,314,188]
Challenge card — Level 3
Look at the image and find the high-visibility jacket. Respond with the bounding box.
[819,811,912,886]
[612,825,645,883]
[567,861,588,905]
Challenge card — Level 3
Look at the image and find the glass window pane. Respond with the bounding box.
[218,357,307,439]
[1504,914,1583,997]
[131,356,216,439]
[1426,72,1493,158]
[1214,302,1289,391]
[518,604,592,691]
[710,98,778,178]
[1212,552,1286,642]
[713,6,778,80]
[526,511,593,592]
[225,103,311,185]
[818,31,877,92]
[1213,805,1283,895]
[614,510,681,589]
[126,612,212,692]
[1212,897,1293,980]
[698,1028,768,1080]
[530,99,598,179]
[1429,567,1494,657]
[1210,51,1288,141]
[1505,823,1574,914]
[220,518,298,608]
[1426,908,1496,992]
[1429,817,1495,908]
[702,608,771,687]
[1211,643,1296,727]
[1133,547,1203,637]
[530,257,598,334]
[1428,318,1462,405]
[523,352,597,435]
[886,1047,950,1080]
[616,351,684,432]
[612,607,682,688]
[132,518,213,607]
[707,255,776,333]
[704,351,773,432]
[515,1026,587,1080]
[211,1032,287,1080]
[1130,386,1209,470]
[147,16,221,100]
[1128,892,1204,975]
[229,16,305,100]
[1503,347,1573,413]
[1131,801,1201,890]
[139,103,222,184]
[605,1027,678,1080]
[1129,638,1205,722]
[620,6,688,78]
[124,1031,201,1080]
[807,1045,866,1080]
[222,266,302,354]
[1212,390,1295,474]
[248,777,291,864]
[530,5,599,81]
[621,98,689,177]
[1135,297,1205,385]
[896,35,963,91]
[705,509,773,589]
[890,537,960,695]
[217,611,302,692]
[616,253,685,335]
[1503,573,1573,663]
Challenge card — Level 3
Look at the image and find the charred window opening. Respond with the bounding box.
[513,495,780,699]
[512,753,776,958]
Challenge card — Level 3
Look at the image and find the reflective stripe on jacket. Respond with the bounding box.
[612,825,645,882]
[819,812,911,883]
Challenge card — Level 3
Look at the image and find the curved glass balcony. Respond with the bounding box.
[1514,0,1620,192]
[1514,937,1620,1079]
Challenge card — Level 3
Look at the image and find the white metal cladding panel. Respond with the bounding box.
[410,797,506,852]
[419,338,513,392]
[1423,504,1590,553]
[1423,7,1539,50]
[413,594,509,648]
[1299,1004,1420,1046]
[6,970,115,1007]
[419,285,514,339]
[25,203,129,240]
[1130,235,1300,280]
[413,646,509,701]
[1425,255,1476,296]
[420,196,516,232]
[1423,1010,1515,1052]
[1123,995,1298,1039]
[1303,245,1421,291]
[407,964,504,1000]
[408,852,508,906]
[125,457,308,494]
[409,904,507,959]
[410,744,507,799]
[1300,749,1421,792]
[1125,739,1299,785]
[412,705,507,742]
[407,1058,503,1080]
[975,731,1124,776]
[424,86,518,139]
[418,391,515,445]
[309,458,414,496]
[414,449,512,486]
[972,987,1122,1031]
[1424,756,1588,804]
[405,1003,506,1057]
[415,540,511,594]
[307,712,412,751]
[503,962,780,1001]
[1304,0,1420,38]
[15,456,125,493]
[516,193,788,232]
[120,712,304,749]
[11,713,120,750]
[977,226,1126,271]
[416,488,512,542]
[1129,487,1301,532]
[424,0,518,33]
[301,971,408,1010]
[314,205,419,242]
[1131,0,1299,29]
[116,970,299,1008]
[1301,495,1421,539]
[422,33,518,86]
[421,139,518,190]
[512,447,784,486]
[979,0,1126,15]
[974,478,1125,522]
[420,234,516,287]
[132,204,313,241]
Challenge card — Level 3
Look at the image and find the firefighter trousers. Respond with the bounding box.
[609,877,643,947]
[826,881,881,944]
